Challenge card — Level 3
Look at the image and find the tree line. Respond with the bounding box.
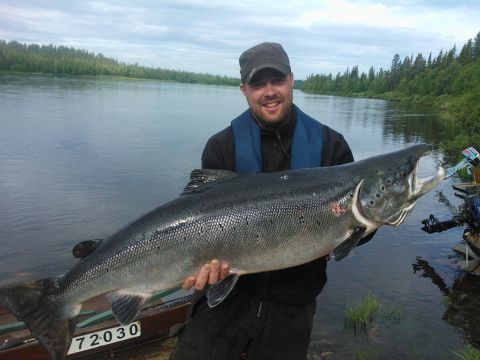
[0,40,240,86]
[302,31,480,159]
[302,31,480,97]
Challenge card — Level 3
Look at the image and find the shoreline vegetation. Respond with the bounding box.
[1,36,479,161]
[0,39,240,86]
[302,31,480,161]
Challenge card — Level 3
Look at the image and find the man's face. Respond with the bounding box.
[240,68,294,125]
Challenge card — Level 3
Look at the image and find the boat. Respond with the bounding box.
[0,288,191,359]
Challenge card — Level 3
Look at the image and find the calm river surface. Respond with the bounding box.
[0,74,476,359]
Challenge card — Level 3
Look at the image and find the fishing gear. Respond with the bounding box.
[444,147,480,179]
[421,145,480,263]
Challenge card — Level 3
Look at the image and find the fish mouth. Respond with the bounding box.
[410,151,445,201]
[384,156,444,227]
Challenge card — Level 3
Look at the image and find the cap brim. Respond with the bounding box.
[245,63,290,83]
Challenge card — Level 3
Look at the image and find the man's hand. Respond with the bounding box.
[181,260,230,291]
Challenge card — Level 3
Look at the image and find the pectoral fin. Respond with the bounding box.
[206,273,239,308]
[333,227,366,261]
[106,291,150,325]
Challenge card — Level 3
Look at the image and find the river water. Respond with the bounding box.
[0,74,476,359]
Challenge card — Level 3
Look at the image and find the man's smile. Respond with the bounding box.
[263,100,281,108]
[262,100,282,114]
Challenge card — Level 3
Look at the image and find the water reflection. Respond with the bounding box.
[382,102,464,154]
[413,256,480,347]
[0,75,472,357]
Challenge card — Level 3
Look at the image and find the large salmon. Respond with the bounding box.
[0,144,444,359]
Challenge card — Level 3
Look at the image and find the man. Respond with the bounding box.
[170,42,360,360]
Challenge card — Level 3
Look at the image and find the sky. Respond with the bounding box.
[0,0,479,80]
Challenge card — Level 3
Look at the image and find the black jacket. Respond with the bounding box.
[201,106,354,305]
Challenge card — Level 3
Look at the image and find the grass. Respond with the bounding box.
[453,344,480,360]
[355,348,379,360]
[442,295,453,306]
[383,306,404,322]
[344,292,381,335]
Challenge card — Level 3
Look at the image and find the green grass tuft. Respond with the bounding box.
[344,292,381,335]
[453,343,480,359]
[355,348,379,360]
[383,306,404,322]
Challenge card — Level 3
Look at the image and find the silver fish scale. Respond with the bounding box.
[55,169,361,306]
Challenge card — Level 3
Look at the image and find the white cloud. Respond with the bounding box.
[0,0,478,78]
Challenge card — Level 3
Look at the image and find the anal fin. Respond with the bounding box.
[106,291,150,325]
[333,227,366,261]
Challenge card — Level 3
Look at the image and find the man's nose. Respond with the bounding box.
[264,81,275,95]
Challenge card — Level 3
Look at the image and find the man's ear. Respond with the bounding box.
[240,82,247,96]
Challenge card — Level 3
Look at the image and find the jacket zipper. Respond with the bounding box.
[257,301,263,317]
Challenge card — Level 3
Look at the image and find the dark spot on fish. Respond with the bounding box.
[400,171,407,177]
[381,185,385,191]
[369,200,374,205]
[376,193,381,198]
[219,224,224,231]
[270,219,274,225]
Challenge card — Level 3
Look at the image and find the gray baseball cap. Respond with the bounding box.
[239,42,291,83]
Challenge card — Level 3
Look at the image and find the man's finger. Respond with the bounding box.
[182,277,195,290]
[194,263,210,291]
[208,260,220,285]
[219,262,230,280]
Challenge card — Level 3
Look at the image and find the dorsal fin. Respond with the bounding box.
[72,239,103,259]
[182,169,238,195]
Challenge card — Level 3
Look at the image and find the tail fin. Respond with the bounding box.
[0,279,76,360]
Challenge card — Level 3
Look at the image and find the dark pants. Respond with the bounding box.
[170,291,316,360]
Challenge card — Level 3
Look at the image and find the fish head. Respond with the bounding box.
[355,144,445,229]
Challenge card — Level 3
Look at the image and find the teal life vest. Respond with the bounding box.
[231,105,324,173]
